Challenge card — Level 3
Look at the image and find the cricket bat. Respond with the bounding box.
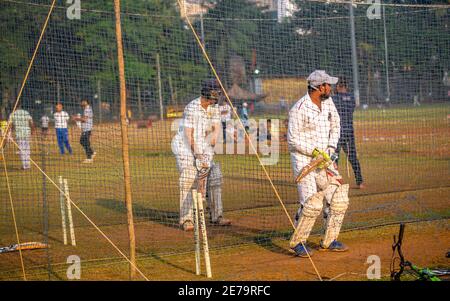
[295,155,327,183]
[0,242,48,254]
[295,153,339,183]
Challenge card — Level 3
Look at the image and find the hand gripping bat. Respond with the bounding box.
[295,152,338,183]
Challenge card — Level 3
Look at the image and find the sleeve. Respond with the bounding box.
[328,101,341,149]
[183,106,195,129]
[211,105,221,125]
[287,108,315,156]
[64,112,70,121]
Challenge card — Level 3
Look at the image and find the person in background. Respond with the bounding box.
[53,103,72,155]
[40,114,50,137]
[0,112,10,160]
[219,99,232,143]
[73,99,95,163]
[332,77,365,189]
[9,105,35,170]
[240,102,249,132]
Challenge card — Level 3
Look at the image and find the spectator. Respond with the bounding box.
[332,77,365,189]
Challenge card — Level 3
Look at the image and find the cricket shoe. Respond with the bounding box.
[210,217,231,226]
[181,221,194,231]
[319,240,348,252]
[291,243,314,258]
[82,159,93,164]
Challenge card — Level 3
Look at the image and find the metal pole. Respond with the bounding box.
[41,138,52,280]
[349,1,360,107]
[382,4,390,102]
[156,53,164,121]
[200,11,205,47]
[57,81,61,103]
[97,79,102,123]
[113,0,137,280]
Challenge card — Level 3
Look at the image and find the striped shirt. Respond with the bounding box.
[9,109,33,140]
[53,111,70,128]
[81,105,93,132]
[41,116,49,128]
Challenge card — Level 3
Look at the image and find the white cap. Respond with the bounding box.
[307,70,338,88]
[243,102,248,107]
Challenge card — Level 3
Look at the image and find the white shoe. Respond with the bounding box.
[181,221,194,231]
[82,159,93,164]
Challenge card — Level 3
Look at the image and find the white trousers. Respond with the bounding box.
[17,138,31,169]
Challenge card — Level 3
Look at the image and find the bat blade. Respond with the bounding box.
[295,155,326,183]
[0,242,49,254]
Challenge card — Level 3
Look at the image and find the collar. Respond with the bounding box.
[304,93,322,113]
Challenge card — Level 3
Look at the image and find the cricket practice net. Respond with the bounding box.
[0,0,449,280]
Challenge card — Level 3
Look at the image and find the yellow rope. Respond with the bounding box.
[0,0,56,150]
[7,138,149,281]
[176,0,322,281]
[1,146,26,280]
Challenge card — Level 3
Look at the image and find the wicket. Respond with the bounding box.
[192,189,212,278]
[192,189,201,275]
[59,176,76,246]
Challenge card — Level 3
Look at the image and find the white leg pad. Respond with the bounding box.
[289,191,324,248]
[179,166,197,225]
[322,184,349,248]
[207,163,223,222]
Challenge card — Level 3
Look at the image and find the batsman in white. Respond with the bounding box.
[172,79,232,231]
[287,70,350,257]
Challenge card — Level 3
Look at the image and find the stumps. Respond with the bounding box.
[192,189,212,278]
[59,176,76,246]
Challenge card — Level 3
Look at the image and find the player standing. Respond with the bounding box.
[332,78,364,189]
[287,70,349,257]
[219,99,232,143]
[171,79,231,231]
[53,103,72,155]
[73,99,95,163]
[9,105,35,170]
[40,114,49,137]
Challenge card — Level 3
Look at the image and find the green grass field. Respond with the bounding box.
[0,104,449,280]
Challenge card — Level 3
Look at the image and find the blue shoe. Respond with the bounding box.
[319,240,348,252]
[291,243,314,258]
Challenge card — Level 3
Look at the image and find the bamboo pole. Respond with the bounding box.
[113,0,137,280]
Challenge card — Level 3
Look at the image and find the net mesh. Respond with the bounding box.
[0,0,449,280]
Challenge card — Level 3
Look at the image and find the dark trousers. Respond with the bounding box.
[56,128,72,155]
[80,131,93,159]
[222,121,227,142]
[336,134,363,185]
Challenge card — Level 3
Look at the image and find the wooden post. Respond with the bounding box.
[113,0,137,280]
[156,53,164,120]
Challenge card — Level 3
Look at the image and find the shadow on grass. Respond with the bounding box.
[96,199,179,228]
[96,199,314,262]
